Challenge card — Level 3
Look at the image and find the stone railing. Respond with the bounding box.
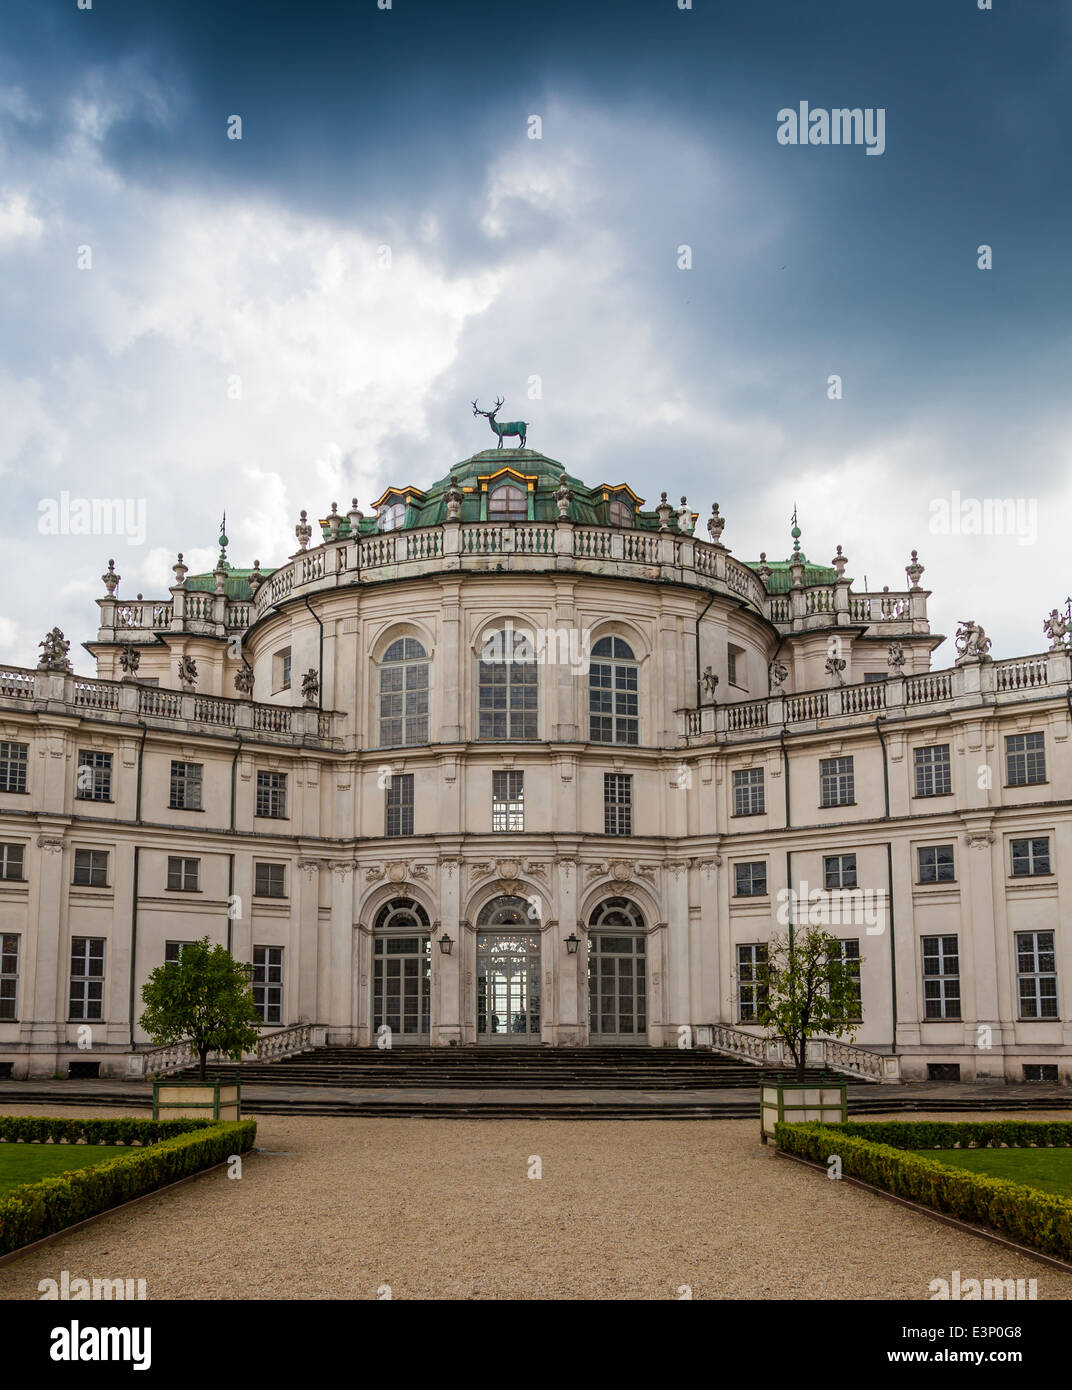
[94,516,928,649]
[126,1023,327,1077]
[0,667,338,747]
[702,1025,898,1083]
[681,650,1071,744]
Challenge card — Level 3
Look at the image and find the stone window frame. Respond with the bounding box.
[0,932,18,1021]
[1015,930,1059,1021]
[492,770,525,832]
[377,636,430,749]
[69,936,105,1021]
[76,749,113,802]
[252,944,284,1025]
[166,856,200,892]
[1005,731,1046,788]
[732,766,764,817]
[589,635,639,746]
[921,935,960,1020]
[913,743,952,798]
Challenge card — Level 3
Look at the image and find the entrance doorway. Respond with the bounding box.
[588,899,647,1044]
[372,898,431,1044]
[476,895,541,1043]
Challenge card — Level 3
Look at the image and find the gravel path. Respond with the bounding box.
[1,1104,1070,1300]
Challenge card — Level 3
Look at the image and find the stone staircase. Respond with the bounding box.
[177,1043,869,1092]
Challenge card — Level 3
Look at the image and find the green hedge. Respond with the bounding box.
[0,1115,219,1147]
[0,1117,257,1256]
[833,1120,1072,1151]
[775,1121,1072,1261]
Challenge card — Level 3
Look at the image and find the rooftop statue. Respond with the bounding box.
[955,619,992,663]
[472,396,528,450]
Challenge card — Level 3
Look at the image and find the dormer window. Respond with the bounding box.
[608,499,634,528]
[488,484,527,522]
[379,503,406,532]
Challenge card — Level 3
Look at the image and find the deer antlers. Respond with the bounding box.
[472,396,504,418]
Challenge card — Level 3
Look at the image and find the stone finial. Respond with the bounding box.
[177,655,198,688]
[831,544,848,579]
[101,559,120,595]
[172,553,188,586]
[554,478,571,519]
[301,668,320,706]
[905,549,924,588]
[327,502,341,540]
[656,492,674,531]
[295,510,312,551]
[347,498,364,534]
[37,627,73,673]
[248,559,264,595]
[707,503,726,546]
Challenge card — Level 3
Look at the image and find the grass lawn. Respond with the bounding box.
[0,1144,139,1196]
[913,1147,1072,1199]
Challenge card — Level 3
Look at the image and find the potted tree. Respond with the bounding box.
[140,938,262,1121]
[750,927,862,1142]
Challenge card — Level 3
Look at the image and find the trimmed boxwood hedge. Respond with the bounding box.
[0,1115,257,1256]
[775,1120,1072,1261]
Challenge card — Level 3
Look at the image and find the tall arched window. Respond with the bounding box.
[372,898,431,1041]
[587,898,646,1040]
[379,637,429,747]
[478,627,537,739]
[488,484,527,521]
[589,636,638,744]
[608,498,634,528]
[379,502,406,531]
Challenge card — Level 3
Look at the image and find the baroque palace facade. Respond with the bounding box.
[1,445,1070,1082]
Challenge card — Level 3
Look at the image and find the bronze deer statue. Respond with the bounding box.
[472,396,528,449]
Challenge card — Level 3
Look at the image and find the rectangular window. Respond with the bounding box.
[478,635,538,740]
[1016,931,1058,1020]
[274,649,292,692]
[732,767,764,817]
[69,937,105,1020]
[72,849,109,888]
[166,856,200,892]
[0,742,28,794]
[831,938,862,1021]
[164,941,191,965]
[254,862,286,898]
[922,936,960,1020]
[253,945,283,1024]
[492,771,525,832]
[256,771,287,819]
[76,750,112,801]
[169,761,203,810]
[727,649,739,686]
[863,672,888,684]
[823,853,857,890]
[0,843,24,881]
[1011,837,1051,877]
[737,943,768,1022]
[603,774,632,836]
[918,844,955,884]
[914,744,952,798]
[0,934,18,1020]
[386,773,415,837]
[819,755,854,807]
[734,861,767,897]
[1006,732,1046,787]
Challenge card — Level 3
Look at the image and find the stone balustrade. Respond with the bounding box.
[0,668,339,747]
[703,1023,898,1082]
[682,649,1071,742]
[127,1022,328,1077]
[94,520,927,643]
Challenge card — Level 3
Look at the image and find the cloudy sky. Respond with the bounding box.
[1,0,1069,672]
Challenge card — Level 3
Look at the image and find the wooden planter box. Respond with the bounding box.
[760,1079,846,1143]
[152,1080,242,1122]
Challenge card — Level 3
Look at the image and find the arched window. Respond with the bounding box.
[478,627,537,739]
[488,484,527,521]
[374,897,430,932]
[589,636,638,745]
[379,502,406,531]
[379,637,429,747]
[608,498,634,528]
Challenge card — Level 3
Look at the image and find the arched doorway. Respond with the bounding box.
[587,898,647,1044]
[371,898,431,1045]
[476,895,541,1043]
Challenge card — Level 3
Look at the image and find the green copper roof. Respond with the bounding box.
[743,559,844,593]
